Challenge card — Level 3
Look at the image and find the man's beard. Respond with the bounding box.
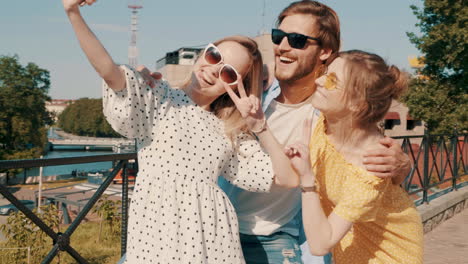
[275,54,320,85]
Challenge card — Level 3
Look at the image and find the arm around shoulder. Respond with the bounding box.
[363,137,412,185]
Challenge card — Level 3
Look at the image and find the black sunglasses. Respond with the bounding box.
[271,29,321,49]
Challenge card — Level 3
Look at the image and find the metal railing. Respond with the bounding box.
[0,153,136,264]
[395,131,468,204]
[0,131,466,263]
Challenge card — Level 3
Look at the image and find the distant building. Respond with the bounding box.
[383,100,424,140]
[408,55,428,80]
[377,56,427,141]
[46,99,75,121]
[155,47,203,87]
[408,55,424,69]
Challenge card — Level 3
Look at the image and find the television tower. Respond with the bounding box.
[128,0,143,67]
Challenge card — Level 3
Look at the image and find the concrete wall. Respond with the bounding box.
[418,186,468,233]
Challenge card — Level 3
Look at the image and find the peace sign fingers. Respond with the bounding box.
[222,81,252,119]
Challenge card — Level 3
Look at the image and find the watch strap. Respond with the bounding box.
[300,184,317,193]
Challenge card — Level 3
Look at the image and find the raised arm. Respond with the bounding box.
[63,0,125,91]
[284,120,353,255]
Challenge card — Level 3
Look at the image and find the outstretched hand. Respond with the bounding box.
[136,65,163,88]
[222,75,265,132]
[284,119,314,179]
[62,0,96,12]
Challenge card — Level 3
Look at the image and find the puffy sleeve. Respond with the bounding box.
[102,65,170,140]
[222,133,274,193]
[332,170,390,223]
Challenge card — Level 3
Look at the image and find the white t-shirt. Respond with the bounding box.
[220,95,318,236]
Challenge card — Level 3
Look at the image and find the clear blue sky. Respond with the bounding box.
[0,0,422,99]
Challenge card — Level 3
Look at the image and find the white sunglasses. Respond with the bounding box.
[202,43,240,85]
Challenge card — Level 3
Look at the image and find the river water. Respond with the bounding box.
[17,128,115,178]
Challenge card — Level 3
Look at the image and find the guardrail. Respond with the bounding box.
[48,138,133,144]
[394,131,467,204]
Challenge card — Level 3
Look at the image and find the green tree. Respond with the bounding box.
[0,55,52,161]
[58,98,120,137]
[404,0,467,134]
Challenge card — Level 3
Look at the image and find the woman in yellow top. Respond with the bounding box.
[285,50,423,264]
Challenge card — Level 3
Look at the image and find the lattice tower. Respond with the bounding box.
[128,1,143,67]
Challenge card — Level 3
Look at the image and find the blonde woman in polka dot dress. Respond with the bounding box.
[63,1,301,263]
[285,51,423,264]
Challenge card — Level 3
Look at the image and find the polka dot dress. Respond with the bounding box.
[102,65,274,264]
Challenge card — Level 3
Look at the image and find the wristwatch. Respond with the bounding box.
[300,184,317,193]
[251,118,267,134]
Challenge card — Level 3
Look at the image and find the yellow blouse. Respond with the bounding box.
[309,115,423,264]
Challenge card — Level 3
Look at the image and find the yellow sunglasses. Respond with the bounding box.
[324,72,339,90]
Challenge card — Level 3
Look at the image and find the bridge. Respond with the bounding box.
[47,129,134,151]
[47,137,134,151]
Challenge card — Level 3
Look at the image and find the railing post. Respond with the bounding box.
[62,202,71,225]
[23,168,27,184]
[423,126,430,204]
[121,161,129,257]
[452,128,458,191]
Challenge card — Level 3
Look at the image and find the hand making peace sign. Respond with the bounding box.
[222,75,267,133]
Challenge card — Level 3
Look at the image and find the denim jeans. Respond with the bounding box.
[297,209,332,264]
[240,231,303,264]
[300,241,332,264]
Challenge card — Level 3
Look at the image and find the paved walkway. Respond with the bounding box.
[424,207,468,264]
